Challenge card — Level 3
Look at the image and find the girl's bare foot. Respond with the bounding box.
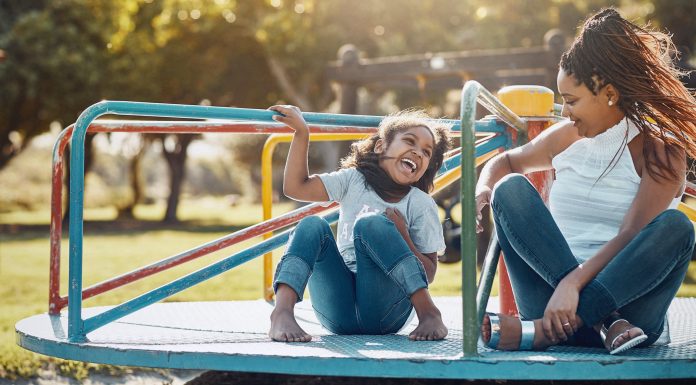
[409,308,448,341]
[269,308,312,342]
[269,284,311,342]
[480,313,553,350]
[409,288,448,341]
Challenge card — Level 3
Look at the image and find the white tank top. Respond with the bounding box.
[549,118,681,262]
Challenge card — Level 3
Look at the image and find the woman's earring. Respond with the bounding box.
[608,100,614,106]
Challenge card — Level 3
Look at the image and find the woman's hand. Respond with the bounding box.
[542,278,580,343]
[474,186,492,233]
[269,105,308,135]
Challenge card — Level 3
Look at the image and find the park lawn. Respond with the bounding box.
[1,201,695,379]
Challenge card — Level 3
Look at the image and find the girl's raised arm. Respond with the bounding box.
[269,105,330,202]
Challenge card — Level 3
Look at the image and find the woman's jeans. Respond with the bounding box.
[491,174,694,347]
[273,214,428,334]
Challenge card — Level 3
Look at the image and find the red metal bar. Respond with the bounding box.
[53,202,338,311]
[49,125,74,314]
[498,120,554,316]
[49,121,374,313]
[686,182,695,198]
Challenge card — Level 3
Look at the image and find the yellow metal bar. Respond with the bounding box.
[262,133,500,301]
[261,133,370,301]
[678,201,696,222]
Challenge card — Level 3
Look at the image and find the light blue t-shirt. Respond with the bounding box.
[318,167,446,272]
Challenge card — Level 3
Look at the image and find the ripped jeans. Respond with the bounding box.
[491,174,694,347]
[273,214,427,334]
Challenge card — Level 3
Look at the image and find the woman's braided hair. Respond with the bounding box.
[560,8,696,182]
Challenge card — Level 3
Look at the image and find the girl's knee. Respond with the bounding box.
[296,215,332,233]
[353,213,390,236]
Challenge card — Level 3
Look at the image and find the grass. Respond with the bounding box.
[1,199,695,380]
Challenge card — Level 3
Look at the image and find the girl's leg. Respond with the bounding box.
[271,216,357,341]
[352,213,447,340]
[576,209,694,346]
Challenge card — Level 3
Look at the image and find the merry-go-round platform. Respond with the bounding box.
[16,296,696,381]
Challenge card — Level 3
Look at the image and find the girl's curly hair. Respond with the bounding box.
[341,109,451,201]
[560,8,696,182]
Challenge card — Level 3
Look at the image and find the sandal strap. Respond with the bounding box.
[487,313,501,349]
[519,320,535,350]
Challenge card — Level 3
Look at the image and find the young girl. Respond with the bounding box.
[267,105,450,342]
[477,8,696,354]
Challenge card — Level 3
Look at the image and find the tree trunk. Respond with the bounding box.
[117,136,146,219]
[62,134,96,224]
[161,134,193,224]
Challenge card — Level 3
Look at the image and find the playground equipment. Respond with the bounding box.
[16,81,696,380]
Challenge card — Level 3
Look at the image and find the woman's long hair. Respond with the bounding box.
[341,110,451,201]
[559,8,696,182]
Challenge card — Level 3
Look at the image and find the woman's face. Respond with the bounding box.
[375,125,434,186]
[557,70,624,137]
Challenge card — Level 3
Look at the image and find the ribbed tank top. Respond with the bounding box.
[549,118,681,262]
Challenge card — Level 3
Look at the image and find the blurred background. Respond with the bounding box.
[0,0,694,381]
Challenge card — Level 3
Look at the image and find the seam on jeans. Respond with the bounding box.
[492,199,568,286]
[380,298,412,333]
[389,256,426,295]
[279,254,313,292]
[354,234,413,273]
[311,305,347,334]
[612,246,685,309]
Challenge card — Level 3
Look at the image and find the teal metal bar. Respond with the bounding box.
[441,133,508,173]
[77,144,489,335]
[66,100,516,342]
[476,233,501,324]
[459,82,480,357]
[83,212,338,334]
[459,80,526,356]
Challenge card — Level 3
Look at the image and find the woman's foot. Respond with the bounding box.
[269,308,312,342]
[481,313,553,350]
[599,318,647,354]
[409,308,448,341]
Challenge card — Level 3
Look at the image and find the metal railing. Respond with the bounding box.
[54,83,531,354]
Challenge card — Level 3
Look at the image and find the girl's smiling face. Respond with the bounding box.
[374,125,435,186]
[557,70,624,137]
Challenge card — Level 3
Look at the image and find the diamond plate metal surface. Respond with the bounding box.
[16,297,696,378]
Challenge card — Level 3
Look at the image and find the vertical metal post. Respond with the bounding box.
[68,103,108,342]
[496,86,555,316]
[460,82,480,356]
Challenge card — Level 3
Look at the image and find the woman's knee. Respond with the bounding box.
[491,173,533,208]
[654,209,695,248]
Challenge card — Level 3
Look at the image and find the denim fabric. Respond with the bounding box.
[273,214,427,335]
[491,174,694,347]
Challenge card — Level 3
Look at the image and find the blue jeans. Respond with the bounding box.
[491,174,694,347]
[273,214,428,334]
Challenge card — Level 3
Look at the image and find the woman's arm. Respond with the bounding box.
[543,140,686,340]
[562,144,686,291]
[269,105,329,202]
[385,208,438,283]
[475,120,579,231]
